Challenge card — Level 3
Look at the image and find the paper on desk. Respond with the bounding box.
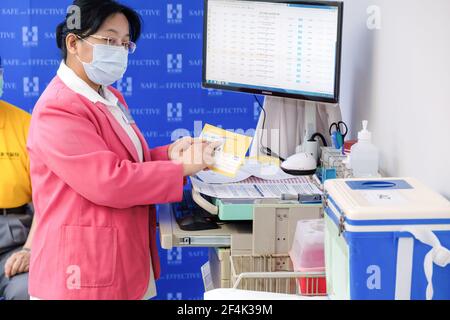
[190,176,322,199]
[200,124,253,177]
[242,161,297,181]
[196,170,252,184]
[196,159,296,184]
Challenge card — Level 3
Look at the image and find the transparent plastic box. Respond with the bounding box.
[289,220,326,296]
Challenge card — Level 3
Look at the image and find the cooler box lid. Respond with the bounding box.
[324,178,450,221]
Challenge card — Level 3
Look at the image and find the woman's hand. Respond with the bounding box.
[177,140,222,176]
[4,249,31,278]
[168,137,201,161]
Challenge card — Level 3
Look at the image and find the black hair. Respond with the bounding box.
[56,0,142,61]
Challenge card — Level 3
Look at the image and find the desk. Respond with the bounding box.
[158,204,252,250]
[158,202,323,294]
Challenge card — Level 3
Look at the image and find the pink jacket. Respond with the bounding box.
[27,76,184,300]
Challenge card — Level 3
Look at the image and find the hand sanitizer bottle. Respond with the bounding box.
[350,121,379,178]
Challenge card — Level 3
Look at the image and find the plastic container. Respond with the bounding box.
[350,121,379,178]
[324,178,450,300]
[289,220,327,296]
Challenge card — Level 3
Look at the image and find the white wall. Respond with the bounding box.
[339,0,450,199]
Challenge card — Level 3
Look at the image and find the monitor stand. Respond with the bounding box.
[302,101,317,152]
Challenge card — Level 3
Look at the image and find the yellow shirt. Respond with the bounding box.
[0,100,32,208]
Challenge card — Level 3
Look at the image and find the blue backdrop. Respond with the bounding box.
[0,0,262,300]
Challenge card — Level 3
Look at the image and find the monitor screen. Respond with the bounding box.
[203,0,343,104]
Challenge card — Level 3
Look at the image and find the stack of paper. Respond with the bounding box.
[196,160,297,184]
[191,175,322,200]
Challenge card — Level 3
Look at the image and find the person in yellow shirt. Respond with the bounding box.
[0,58,37,300]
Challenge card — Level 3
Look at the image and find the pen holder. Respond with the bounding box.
[320,147,354,179]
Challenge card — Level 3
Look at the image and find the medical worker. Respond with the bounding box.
[27,0,218,300]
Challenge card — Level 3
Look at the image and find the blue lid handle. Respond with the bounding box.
[361,181,397,189]
[346,180,413,190]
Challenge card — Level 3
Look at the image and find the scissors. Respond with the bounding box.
[329,121,349,150]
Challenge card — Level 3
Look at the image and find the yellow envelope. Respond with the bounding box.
[200,124,253,177]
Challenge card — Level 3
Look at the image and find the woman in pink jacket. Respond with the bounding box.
[27,0,218,300]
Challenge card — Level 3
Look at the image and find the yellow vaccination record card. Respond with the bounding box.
[200,124,253,177]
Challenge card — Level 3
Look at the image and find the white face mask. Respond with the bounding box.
[77,39,128,86]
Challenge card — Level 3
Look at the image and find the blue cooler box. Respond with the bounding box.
[324,178,450,300]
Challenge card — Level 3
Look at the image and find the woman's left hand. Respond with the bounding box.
[169,137,205,161]
[4,249,30,278]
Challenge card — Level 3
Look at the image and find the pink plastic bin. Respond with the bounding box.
[289,219,326,296]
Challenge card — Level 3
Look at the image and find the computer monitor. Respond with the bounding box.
[203,0,343,104]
